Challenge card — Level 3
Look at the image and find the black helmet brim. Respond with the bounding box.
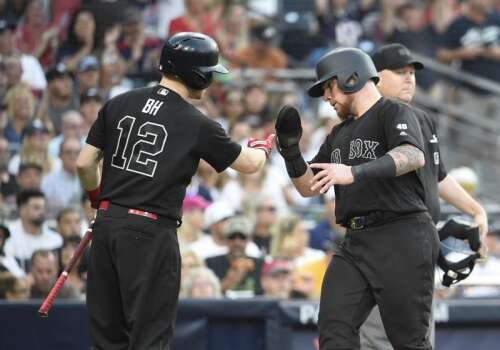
[308,76,333,98]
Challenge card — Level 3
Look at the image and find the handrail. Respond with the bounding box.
[411,52,500,96]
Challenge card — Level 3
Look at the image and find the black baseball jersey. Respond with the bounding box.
[311,97,427,225]
[86,85,242,221]
[413,107,447,223]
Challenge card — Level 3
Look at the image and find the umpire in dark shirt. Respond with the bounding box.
[76,32,274,350]
[275,47,439,349]
[358,43,488,350]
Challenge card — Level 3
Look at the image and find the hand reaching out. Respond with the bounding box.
[309,163,354,193]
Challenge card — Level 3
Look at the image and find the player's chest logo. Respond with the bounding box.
[348,138,379,160]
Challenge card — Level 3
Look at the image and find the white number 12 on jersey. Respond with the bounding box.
[111,115,167,177]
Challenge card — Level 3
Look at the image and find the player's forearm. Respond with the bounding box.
[292,167,320,197]
[76,145,102,190]
[230,147,266,174]
[77,162,101,191]
[438,175,485,217]
[387,144,425,176]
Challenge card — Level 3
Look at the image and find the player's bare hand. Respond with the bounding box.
[309,163,353,193]
[474,210,488,259]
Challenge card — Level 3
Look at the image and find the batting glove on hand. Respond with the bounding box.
[275,105,302,160]
[247,134,275,157]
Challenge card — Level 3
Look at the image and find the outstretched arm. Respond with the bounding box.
[310,143,424,194]
[439,175,488,238]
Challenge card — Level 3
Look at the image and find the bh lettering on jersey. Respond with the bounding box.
[142,98,164,116]
[348,139,379,160]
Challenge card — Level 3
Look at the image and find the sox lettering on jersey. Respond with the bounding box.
[348,139,379,160]
[330,139,380,164]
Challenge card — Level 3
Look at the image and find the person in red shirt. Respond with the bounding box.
[168,0,222,38]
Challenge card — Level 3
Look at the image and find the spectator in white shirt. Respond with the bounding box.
[5,190,62,272]
[41,137,82,219]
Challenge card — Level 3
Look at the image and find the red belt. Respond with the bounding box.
[98,200,158,220]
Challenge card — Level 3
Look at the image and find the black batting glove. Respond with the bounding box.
[275,105,302,161]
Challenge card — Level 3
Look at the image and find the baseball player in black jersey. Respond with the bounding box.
[358,43,488,350]
[275,47,438,350]
[76,32,274,350]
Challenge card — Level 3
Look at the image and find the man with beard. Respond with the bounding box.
[275,47,439,349]
[4,190,62,272]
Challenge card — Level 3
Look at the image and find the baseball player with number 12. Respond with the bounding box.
[275,47,439,350]
[76,32,274,350]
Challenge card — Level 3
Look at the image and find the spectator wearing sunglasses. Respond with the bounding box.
[205,215,263,297]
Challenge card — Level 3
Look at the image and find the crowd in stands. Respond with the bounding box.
[1,0,500,302]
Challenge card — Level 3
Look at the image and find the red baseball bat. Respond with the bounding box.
[38,223,94,317]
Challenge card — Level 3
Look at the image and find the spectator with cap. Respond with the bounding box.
[0,223,24,277]
[0,19,47,91]
[205,215,264,297]
[41,137,83,219]
[4,190,62,273]
[2,83,36,154]
[233,23,287,69]
[178,195,210,248]
[48,110,85,158]
[8,119,61,175]
[75,55,100,96]
[79,87,103,136]
[190,200,235,260]
[261,259,293,299]
[190,200,261,260]
[15,162,43,193]
[56,8,98,73]
[38,63,78,134]
[2,162,43,219]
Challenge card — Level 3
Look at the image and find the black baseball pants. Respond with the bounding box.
[318,212,439,350]
[87,203,181,350]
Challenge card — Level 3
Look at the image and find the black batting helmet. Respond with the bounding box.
[158,32,228,90]
[308,47,379,97]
